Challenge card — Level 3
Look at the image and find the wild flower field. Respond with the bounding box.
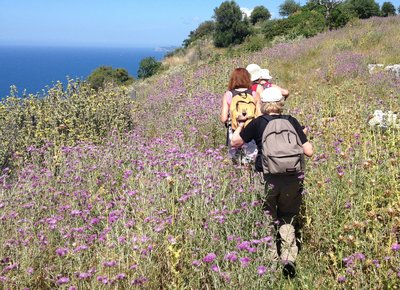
[0,17,399,289]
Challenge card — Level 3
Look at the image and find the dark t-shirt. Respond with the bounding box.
[240,114,308,172]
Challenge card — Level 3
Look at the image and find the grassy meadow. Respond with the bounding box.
[0,16,399,289]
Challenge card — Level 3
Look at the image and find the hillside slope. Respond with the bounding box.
[0,16,399,289]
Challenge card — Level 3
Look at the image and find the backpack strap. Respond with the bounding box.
[261,115,290,122]
[231,89,253,97]
[260,115,274,123]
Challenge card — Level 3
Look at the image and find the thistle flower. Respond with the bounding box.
[240,257,251,267]
[203,253,216,263]
[56,247,69,257]
[56,277,69,285]
[257,265,266,276]
[391,244,400,251]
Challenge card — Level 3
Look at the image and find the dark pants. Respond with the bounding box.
[263,174,304,264]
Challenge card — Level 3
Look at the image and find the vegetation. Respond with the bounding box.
[87,66,133,90]
[137,57,162,79]
[279,0,302,17]
[348,0,380,19]
[183,20,215,48]
[213,1,251,48]
[0,14,400,290]
[381,1,397,16]
[263,10,326,40]
[250,6,271,25]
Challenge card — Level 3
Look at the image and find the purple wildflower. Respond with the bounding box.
[391,243,400,251]
[257,265,266,276]
[56,248,69,257]
[240,257,251,267]
[56,277,69,285]
[203,253,216,263]
[224,252,238,262]
[192,260,201,267]
[337,275,346,282]
[103,260,117,267]
[115,273,126,280]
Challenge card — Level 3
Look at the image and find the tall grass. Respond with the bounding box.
[0,16,399,289]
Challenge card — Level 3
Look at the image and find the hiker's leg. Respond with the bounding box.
[276,176,303,225]
[274,175,303,273]
[263,176,280,263]
[263,176,279,221]
[278,224,298,264]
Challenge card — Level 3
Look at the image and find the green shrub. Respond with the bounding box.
[0,80,136,169]
[87,66,134,90]
[263,10,325,40]
[242,34,267,52]
[137,57,162,79]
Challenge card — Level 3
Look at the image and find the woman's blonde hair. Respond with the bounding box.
[260,99,285,114]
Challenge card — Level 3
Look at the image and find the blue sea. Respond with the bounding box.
[0,46,166,99]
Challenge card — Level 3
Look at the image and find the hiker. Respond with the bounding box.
[231,87,313,278]
[220,68,260,165]
[246,63,289,99]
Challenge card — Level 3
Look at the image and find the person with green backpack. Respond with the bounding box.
[231,87,313,278]
[220,67,261,165]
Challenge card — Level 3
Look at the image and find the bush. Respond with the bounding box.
[348,0,380,19]
[242,34,267,52]
[0,80,136,169]
[263,10,325,40]
[183,21,215,48]
[137,57,162,79]
[87,66,134,90]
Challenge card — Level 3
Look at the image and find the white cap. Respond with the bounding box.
[246,63,262,81]
[261,87,284,103]
[260,68,272,80]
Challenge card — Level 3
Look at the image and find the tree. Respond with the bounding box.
[381,2,396,16]
[327,3,353,29]
[213,1,251,48]
[183,21,215,48]
[310,0,344,24]
[348,0,380,19]
[137,57,161,79]
[87,66,133,90]
[250,6,271,24]
[279,0,302,17]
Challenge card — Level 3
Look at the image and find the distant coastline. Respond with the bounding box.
[0,45,166,99]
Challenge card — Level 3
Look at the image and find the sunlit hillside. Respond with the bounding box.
[0,16,399,289]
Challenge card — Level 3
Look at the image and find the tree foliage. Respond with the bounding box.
[279,0,302,17]
[137,57,162,79]
[213,1,251,48]
[263,10,325,40]
[250,6,271,24]
[381,2,396,16]
[348,0,380,19]
[87,66,133,90]
[183,21,215,48]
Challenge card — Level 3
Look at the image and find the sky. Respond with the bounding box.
[1,0,399,48]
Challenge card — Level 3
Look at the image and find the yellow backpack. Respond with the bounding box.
[230,89,256,130]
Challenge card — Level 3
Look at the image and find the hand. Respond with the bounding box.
[237,114,247,123]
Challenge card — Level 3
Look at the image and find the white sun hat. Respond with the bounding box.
[260,68,273,80]
[246,63,262,81]
[261,87,284,103]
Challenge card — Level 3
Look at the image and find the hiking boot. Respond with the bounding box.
[282,261,296,278]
